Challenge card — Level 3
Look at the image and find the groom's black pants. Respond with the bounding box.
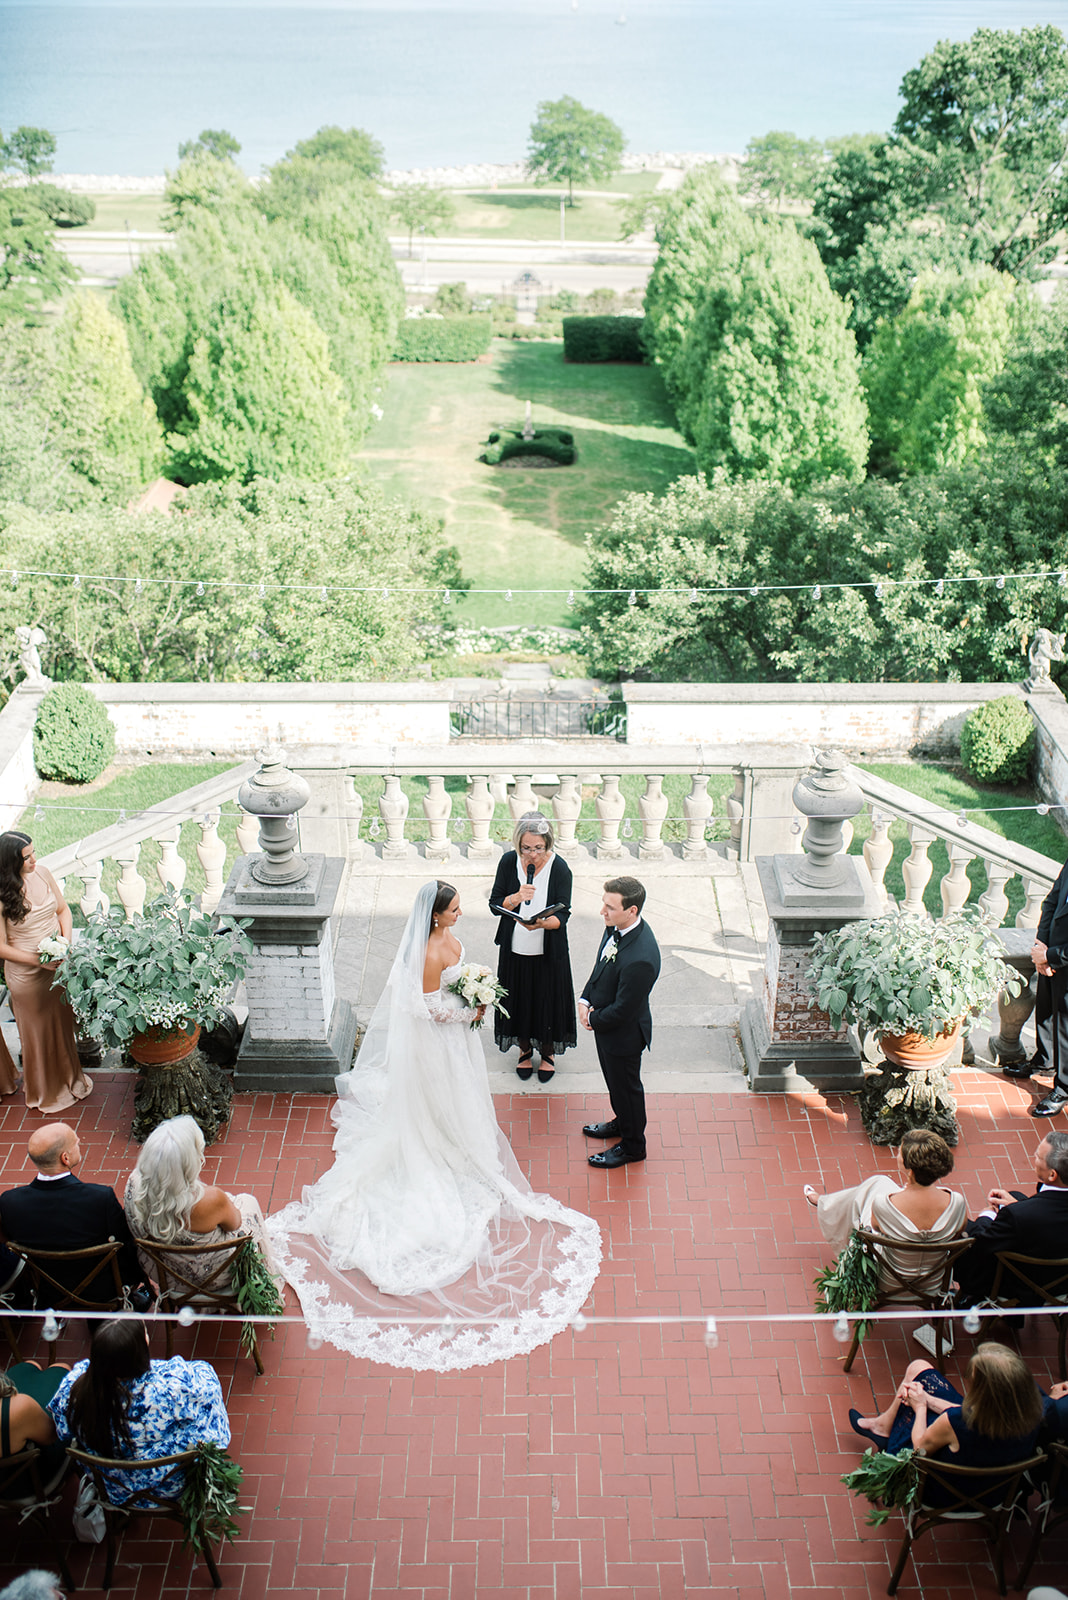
[595,1037,647,1158]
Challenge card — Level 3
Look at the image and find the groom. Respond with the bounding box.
[579,876,661,1169]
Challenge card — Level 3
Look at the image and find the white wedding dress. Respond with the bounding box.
[268,883,601,1371]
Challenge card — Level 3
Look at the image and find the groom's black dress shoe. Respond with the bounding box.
[588,1143,645,1168]
[1030,1086,1068,1117]
[1003,1056,1048,1080]
[582,1120,621,1138]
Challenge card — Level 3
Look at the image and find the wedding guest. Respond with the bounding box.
[0,831,89,1114]
[0,1359,70,1496]
[124,1115,281,1287]
[50,1318,229,1500]
[489,813,576,1084]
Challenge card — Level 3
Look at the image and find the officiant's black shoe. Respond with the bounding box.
[1031,1086,1068,1117]
[588,1143,645,1168]
[1003,1056,1048,1079]
[516,1049,535,1082]
[582,1120,621,1138]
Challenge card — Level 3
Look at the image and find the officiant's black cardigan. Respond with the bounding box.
[489,851,574,971]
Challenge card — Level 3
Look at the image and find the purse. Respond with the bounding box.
[72,1473,106,1543]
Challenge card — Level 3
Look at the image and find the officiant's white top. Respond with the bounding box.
[512,852,555,957]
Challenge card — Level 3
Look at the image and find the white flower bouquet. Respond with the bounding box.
[37,932,70,966]
[447,963,508,1029]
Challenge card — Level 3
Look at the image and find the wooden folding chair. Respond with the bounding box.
[0,1252,26,1360]
[989,1250,1068,1378]
[1015,1437,1068,1589]
[66,1443,225,1590]
[5,1238,127,1360]
[841,1227,974,1372]
[886,1449,1046,1595]
[133,1234,264,1374]
[0,1438,75,1590]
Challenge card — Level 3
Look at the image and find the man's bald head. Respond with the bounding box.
[27,1123,78,1173]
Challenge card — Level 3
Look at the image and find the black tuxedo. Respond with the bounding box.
[0,1173,141,1302]
[1032,861,1068,1091]
[581,919,661,1158]
[956,1186,1068,1305]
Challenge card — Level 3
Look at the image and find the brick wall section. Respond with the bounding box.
[244,934,335,1042]
[763,922,847,1044]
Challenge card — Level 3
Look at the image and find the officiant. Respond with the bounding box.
[489,813,576,1084]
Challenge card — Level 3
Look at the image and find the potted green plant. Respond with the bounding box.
[807,909,1020,1068]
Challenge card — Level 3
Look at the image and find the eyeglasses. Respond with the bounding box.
[520,844,547,854]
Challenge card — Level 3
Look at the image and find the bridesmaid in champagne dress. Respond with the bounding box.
[0,831,91,1114]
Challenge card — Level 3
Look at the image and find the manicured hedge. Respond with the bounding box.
[393,316,493,362]
[960,696,1035,784]
[484,427,575,466]
[34,683,116,784]
[563,315,645,363]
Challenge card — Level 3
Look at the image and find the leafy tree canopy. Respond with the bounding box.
[19,184,96,228]
[177,128,242,162]
[0,189,76,324]
[740,131,825,208]
[526,95,625,205]
[161,150,254,232]
[389,182,457,257]
[1,126,56,176]
[985,287,1068,468]
[287,124,385,178]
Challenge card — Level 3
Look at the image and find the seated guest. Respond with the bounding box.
[49,1318,229,1501]
[0,1124,145,1303]
[847,1342,1044,1505]
[806,1129,967,1289]
[955,1131,1068,1306]
[124,1115,281,1288]
[0,1360,70,1495]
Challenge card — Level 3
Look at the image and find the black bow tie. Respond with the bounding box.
[607,928,620,944]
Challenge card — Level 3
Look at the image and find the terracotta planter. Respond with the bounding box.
[878,1021,962,1070]
[128,1022,201,1067]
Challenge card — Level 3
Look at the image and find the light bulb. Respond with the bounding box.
[42,1311,60,1343]
[118,809,126,824]
[10,570,17,587]
[443,588,451,605]
[874,583,883,599]
[441,1317,455,1338]
[34,805,44,820]
[135,577,143,594]
[73,575,82,589]
[1038,803,1050,816]
[628,590,636,606]
[258,582,266,598]
[307,1331,323,1352]
[623,819,633,838]
[996,575,1006,589]
[791,818,802,835]
[813,584,821,601]
[505,589,513,602]
[567,590,575,607]
[177,1306,196,1327]
[571,1313,587,1333]
[832,1313,850,1343]
[196,581,205,596]
[704,1317,719,1349]
[1059,571,1066,586]
[320,586,328,601]
[749,585,759,597]
[935,578,944,596]
[382,587,389,599]
[957,811,968,828]
[369,818,381,838]
[963,1310,980,1335]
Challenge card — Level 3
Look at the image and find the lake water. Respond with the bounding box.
[1,0,1066,177]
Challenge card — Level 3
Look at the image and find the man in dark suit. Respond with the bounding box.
[955,1131,1068,1306]
[1004,857,1068,1116]
[579,876,661,1169]
[0,1122,144,1302]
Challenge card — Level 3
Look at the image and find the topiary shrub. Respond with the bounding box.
[393,316,492,361]
[483,426,575,466]
[959,695,1035,784]
[563,315,644,363]
[34,683,116,784]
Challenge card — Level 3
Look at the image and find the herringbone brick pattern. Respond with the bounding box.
[1,1069,1066,1597]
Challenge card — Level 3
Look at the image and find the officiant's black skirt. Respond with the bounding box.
[494,948,577,1057]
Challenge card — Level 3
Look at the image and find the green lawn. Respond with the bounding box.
[361,340,694,628]
[442,186,645,243]
[851,761,1066,921]
[76,192,167,233]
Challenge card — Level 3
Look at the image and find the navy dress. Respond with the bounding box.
[884,1368,1041,1507]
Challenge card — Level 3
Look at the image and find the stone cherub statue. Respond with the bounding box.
[15,625,51,688]
[1027,628,1066,691]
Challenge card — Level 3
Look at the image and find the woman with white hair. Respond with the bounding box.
[124,1115,279,1287]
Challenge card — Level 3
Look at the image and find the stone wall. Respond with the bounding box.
[1028,689,1068,837]
[243,934,336,1043]
[0,686,45,831]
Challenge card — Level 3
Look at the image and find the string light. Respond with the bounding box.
[571,1312,587,1333]
[874,583,883,599]
[10,570,17,587]
[628,590,636,606]
[935,579,944,596]
[749,585,759,597]
[567,590,575,607]
[382,587,389,599]
[307,1331,323,1351]
[1038,803,1050,815]
[443,588,451,605]
[996,575,1006,590]
[258,581,266,598]
[832,1313,850,1343]
[812,584,821,601]
[118,809,126,823]
[957,811,967,828]
[791,818,802,834]
[134,577,143,594]
[963,1310,981,1335]
[196,581,205,596]
[34,804,44,820]
[72,575,81,589]
[320,586,328,601]
[689,588,698,602]
[42,1312,61,1343]
[177,1306,197,1327]
[505,590,513,602]
[704,1317,719,1349]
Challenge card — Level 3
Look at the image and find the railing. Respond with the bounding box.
[849,765,1059,930]
[449,697,627,742]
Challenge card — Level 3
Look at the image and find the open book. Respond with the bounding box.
[491,902,568,929]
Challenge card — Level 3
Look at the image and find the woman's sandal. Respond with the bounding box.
[537,1056,555,1085]
[803,1184,819,1207]
[516,1050,535,1082]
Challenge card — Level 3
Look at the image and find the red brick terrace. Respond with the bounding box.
[2,1070,1067,1600]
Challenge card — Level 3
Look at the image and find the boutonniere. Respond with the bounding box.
[600,941,617,962]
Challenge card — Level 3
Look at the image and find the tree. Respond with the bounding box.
[1,126,56,176]
[984,288,1068,468]
[740,131,825,209]
[0,190,76,323]
[177,128,242,162]
[862,266,1016,474]
[161,151,254,232]
[288,125,385,178]
[389,182,456,257]
[0,324,95,512]
[526,96,625,206]
[19,185,96,228]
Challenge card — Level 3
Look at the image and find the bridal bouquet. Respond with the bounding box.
[38,932,70,966]
[447,963,508,1029]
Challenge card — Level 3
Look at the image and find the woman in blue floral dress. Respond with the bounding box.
[49,1319,229,1501]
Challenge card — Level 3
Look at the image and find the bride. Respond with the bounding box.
[268,880,601,1370]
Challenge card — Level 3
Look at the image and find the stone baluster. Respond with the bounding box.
[507,775,537,824]
[726,769,745,859]
[115,844,147,919]
[78,861,109,920]
[978,861,1013,928]
[236,806,260,857]
[863,810,894,906]
[52,874,66,900]
[901,826,935,915]
[638,774,669,860]
[423,776,452,862]
[595,775,626,860]
[939,841,976,917]
[464,776,497,860]
[341,775,365,862]
[840,820,854,856]
[197,809,227,913]
[378,775,410,859]
[1017,878,1048,930]
[154,826,187,896]
[682,774,714,861]
[551,775,583,859]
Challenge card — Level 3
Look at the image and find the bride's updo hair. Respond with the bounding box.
[432,882,458,920]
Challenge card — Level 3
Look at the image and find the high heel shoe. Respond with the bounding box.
[516,1050,534,1082]
[537,1057,555,1084]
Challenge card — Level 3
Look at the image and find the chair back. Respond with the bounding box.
[6,1237,127,1312]
[0,1439,65,1507]
[65,1443,195,1512]
[914,1450,1046,1516]
[990,1250,1068,1307]
[133,1233,251,1313]
[853,1226,973,1305]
